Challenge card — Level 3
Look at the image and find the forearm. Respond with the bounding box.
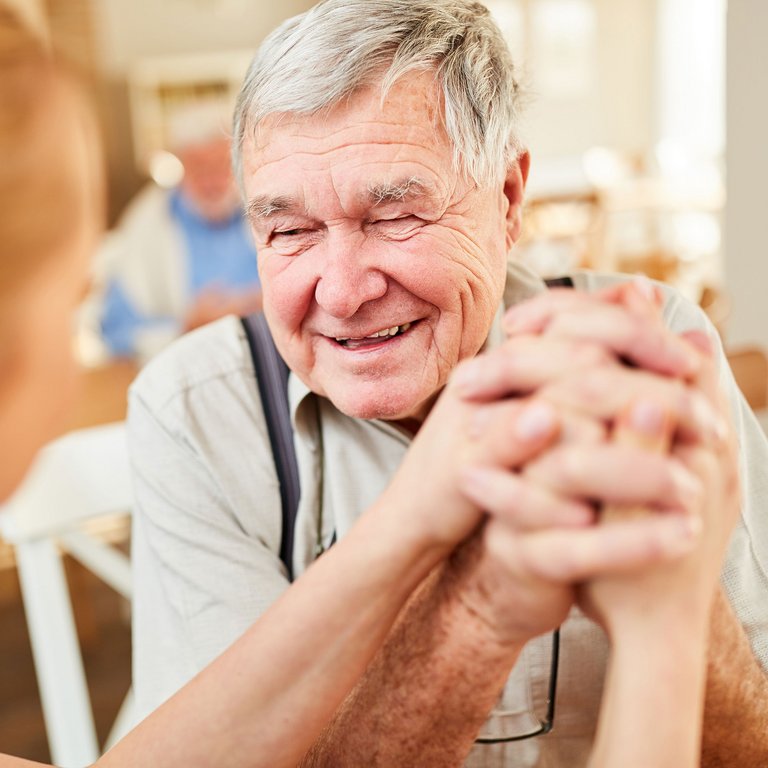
[0,757,49,767]
[701,588,768,767]
[590,614,709,768]
[300,536,524,768]
[98,497,453,768]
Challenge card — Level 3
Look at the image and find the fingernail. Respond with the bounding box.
[515,401,556,442]
[713,416,728,443]
[630,400,666,435]
[459,465,490,496]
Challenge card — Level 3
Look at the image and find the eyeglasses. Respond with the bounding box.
[474,628,560,744]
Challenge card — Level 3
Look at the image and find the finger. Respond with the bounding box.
[465,399,561,467]
[680,329,714,357]
[595,277,665,313]
[502,291,701,379]
[675,442,740,535]
[523,443,702,512]
[451,335,613,401]
[613,398,674,453]
[540,366,726,446]
[469,397,603,461]
[502,289,604,335]
[486,513,701,583]
[458,464,596,530]
[602,399,675,524]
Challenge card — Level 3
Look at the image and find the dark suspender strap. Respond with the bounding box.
[544,275,574,289]
[241,313,301,582]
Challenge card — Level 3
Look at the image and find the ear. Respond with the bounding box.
[503,151,530,250]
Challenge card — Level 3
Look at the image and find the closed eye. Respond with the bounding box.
[369,215,425,238]
[268,227,319,256]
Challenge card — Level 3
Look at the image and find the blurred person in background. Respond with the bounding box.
[0,6,724,768]
[84,100,262,361]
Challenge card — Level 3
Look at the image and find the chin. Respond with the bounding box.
[326,384,433,423]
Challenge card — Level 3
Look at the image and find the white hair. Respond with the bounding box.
[232,0,524,189]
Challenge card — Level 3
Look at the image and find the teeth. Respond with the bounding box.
[335,322,412,343]
[366,325,399,339]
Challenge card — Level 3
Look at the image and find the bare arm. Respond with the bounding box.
[588,589,768,768]
[301,539,526,768]
[300,426,705,766]
[701,588,768,767]
[2,387,556,768]
[589,605,709,768]
[98,495,469,768]
[299,290,719,768]
[585,397,711,768]
[96,381,563,768]
[572,294,761,768]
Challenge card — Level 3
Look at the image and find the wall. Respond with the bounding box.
[89,0,317,221]
[92,0,316,76]
[522,0,656,162]
[724,0,768,346]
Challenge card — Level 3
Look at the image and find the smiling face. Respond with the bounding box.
[242,70,528,424]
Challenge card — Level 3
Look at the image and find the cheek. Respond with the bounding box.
[260,254,319,374]
[400,229,506,313]
[262,255,313,327]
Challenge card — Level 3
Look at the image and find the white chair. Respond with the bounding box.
[0,422,135,768]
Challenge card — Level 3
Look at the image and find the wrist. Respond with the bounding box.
[602,585,714,645]
[380,471,482,564]
[439,562,528,663]
[606,603,711,658]
[438,531,556,653]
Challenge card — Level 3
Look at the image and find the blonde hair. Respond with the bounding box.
[0,7,100,300]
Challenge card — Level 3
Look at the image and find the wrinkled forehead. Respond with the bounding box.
[245,70,446,157]
[240,72,457,207]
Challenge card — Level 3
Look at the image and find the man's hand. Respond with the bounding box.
[441,281,724,649]
[183,286,263,331]
[455,280,756,768]
[452,402,704,648]
[582,386,738,638]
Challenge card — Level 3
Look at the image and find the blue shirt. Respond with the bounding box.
[100,189,259,357]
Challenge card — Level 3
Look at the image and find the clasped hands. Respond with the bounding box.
[399,280,740,652]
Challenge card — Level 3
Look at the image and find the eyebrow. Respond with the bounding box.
[367,176,431,205]
[245,195,296,221]
[245,176,434,223]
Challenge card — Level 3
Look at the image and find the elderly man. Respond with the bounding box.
[129,1,768,766]
[89,102,262,361]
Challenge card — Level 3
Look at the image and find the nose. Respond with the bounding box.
[314,234,388,318]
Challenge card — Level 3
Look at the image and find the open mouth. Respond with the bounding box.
[334,321,414,350]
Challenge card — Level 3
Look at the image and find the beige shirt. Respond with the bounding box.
[130,266,768,767]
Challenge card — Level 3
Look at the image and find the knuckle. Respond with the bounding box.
[572,340,613,369]
[572,369,607,408]
[555,447,586,491]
